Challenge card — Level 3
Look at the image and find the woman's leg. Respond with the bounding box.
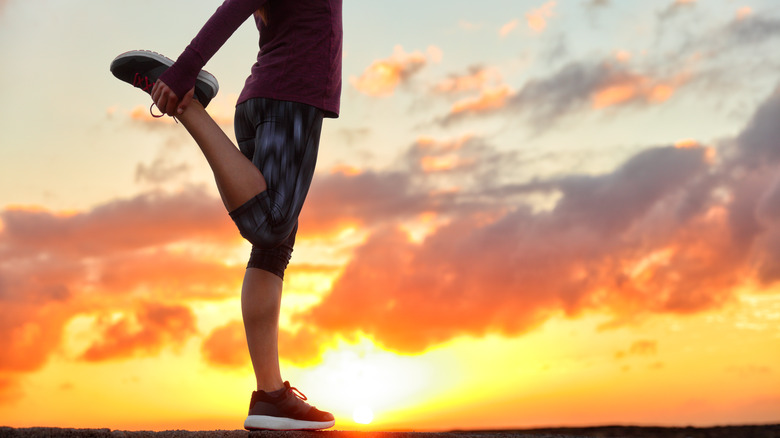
[176,100,267,212]
[241,267,285,392]
[175,100,286,391]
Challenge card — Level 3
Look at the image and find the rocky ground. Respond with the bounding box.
[1,426,779,438]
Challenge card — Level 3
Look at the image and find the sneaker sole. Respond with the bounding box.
[244,415,335,431]
[109,50,219,107]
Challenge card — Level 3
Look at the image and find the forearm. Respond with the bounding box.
[160,0,266,99]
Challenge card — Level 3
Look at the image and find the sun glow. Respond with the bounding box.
[291,337,440,429]
[353,406,375,424]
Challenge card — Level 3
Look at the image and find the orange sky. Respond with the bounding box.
[2,0,780,431]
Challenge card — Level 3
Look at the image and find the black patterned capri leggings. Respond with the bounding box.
[230,98,323,279]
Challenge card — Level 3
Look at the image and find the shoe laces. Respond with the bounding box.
[149,103,178,124]
[288,385,308,401]
[132,73,155,94]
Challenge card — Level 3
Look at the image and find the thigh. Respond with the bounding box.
[234,98,323,220]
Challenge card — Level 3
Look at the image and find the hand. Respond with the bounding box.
[151,79,195,116]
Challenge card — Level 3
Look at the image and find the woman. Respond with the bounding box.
[110,0,342,430]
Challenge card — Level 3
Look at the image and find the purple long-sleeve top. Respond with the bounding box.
[159,0,342,118]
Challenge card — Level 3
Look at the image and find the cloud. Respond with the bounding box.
[671,10,780,67]
[81,302,197,361]
[499,19,519,37]
[433,66,513,119]
[450,85,513,116]
[439,58,689,130]
[0,377,22,404]
[136,158,190,185]
[0,187,242,397]
[201,320,248,369]
[127,105,177,126]
[459,19,483,32]
[736,7,753,21]
[735,86,780,168]
[0,188,235,257]
[300,168,430,237]
[585,0,610,8]
[628,340,658,356]
[434,66,503,94]
[723,14,780,48]
[298,144,723,354]
[405,135,483,175]
[526,1,557,33]
[135,140,192,186]
[351,45,438,97]
[658,0,697,21]
[615,340,658,359]
[275,83,780,358]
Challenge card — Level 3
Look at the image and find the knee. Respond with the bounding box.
[240,224,291,249]
[229,193,295,249]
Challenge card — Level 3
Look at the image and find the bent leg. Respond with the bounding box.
[232,98,323,248]
[176,100,267,212]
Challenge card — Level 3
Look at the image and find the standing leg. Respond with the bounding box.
[241,267,284,392]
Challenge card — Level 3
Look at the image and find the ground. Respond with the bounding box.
[1,426,779,438]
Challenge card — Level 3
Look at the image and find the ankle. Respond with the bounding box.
[256,380,285,393]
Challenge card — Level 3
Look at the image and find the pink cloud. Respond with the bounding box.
[351,45,439,97]
[526,1,557,33]
[499,18,519,37]
[434,66,503,94]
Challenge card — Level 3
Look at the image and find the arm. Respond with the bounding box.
[154,0,266,115]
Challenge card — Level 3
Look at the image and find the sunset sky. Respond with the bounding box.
[2,0,780,431]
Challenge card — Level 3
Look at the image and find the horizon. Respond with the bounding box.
[1,0,780,432]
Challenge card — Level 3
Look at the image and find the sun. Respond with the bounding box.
[352,405,374,424]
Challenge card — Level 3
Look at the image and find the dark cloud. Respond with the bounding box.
[584,0,610,8]
[724,15,780,47]
[439,59,686,131]
[657,0,696,22]
[735,87,780,168]
[0,187,236,258]
[135,157,191,185]
[437,11,780,133]
[300,169,430,237]
[670,14,780,85]
[550,145,708,235]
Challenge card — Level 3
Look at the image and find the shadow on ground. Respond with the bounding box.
[2,426,779,438]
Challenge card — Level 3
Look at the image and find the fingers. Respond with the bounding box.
[150,80,179,116]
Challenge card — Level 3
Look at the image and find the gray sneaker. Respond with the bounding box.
[244,381,335,430]
[109,50,219,108]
